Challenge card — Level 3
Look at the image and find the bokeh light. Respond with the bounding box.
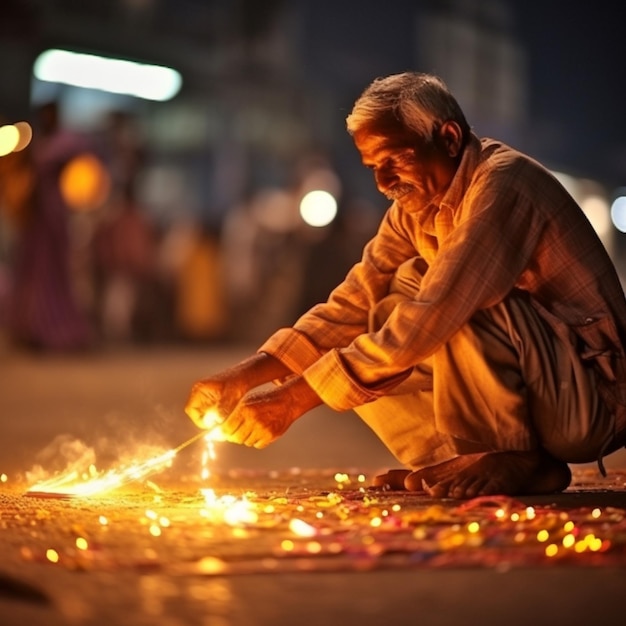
[13,122,33,152]
[0,124,20,157]
[299,190,337,227]
[34,49,182,102]
[610,194,626,233]
[59,153,111,211]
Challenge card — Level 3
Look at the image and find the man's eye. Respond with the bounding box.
[393,152,414,166]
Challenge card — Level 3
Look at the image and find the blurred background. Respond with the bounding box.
[0,0,625,350]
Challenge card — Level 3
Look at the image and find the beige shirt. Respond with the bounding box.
[260,133,626,414]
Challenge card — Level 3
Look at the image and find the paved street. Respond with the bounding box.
[1,342,625,626]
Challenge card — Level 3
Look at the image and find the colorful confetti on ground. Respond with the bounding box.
[1,468,625,577]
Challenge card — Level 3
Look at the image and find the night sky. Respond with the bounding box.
[510,0,626,188]
[299,0,626,192]
[1,0,624,191]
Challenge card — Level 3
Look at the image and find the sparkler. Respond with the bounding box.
[24,430,211,499]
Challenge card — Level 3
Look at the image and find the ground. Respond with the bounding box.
[1,343,625,626]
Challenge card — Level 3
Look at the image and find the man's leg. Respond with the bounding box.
[405,295,609,497]
[356,258,524,489]
[356,258,460,483]
[355,375,458,474]
[357,295,560,495]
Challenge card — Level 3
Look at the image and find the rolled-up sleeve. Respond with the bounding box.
[258,327,325,375]
[258,206,418,410]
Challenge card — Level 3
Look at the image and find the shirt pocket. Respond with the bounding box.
[573,315,622,383]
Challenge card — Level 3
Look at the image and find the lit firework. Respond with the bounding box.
[25,426,220,498]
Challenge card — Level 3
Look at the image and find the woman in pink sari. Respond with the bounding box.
[9,102,94,351]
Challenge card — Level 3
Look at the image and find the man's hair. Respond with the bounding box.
[346,72,470,142]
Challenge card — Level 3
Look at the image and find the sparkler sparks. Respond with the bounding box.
[22,405,263,530]
[25,430,213,498]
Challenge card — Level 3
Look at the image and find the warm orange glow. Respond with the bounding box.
[13,122,33,152]
[59,153,110,211]
[149,524,162,537]
[545,544,559,557]
[76,537,88,550]
[46,549,60,563]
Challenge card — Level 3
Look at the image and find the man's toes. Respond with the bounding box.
[403,470,429,492]
[454,476,490,499]
[422,479,450,498]
[371,469,411,490]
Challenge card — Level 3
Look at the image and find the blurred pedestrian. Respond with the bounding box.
[93,184,159,343]
[7,101,95,351]
[173,221,227,343]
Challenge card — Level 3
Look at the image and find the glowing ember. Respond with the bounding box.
[5,467,624,575]
[195,410,259,525]
[289,518,316,537]
[76,537,89,550]
[46,549,59,563]
[200,489,258,526]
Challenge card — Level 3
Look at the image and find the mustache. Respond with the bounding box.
[384,184,414,200]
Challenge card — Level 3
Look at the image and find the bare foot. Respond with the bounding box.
[404,450,571,499]
[371,469,412,490]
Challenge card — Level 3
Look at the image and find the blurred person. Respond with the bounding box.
[220,188,310,342]
[185,72,626,499]
[173,221,228,342]
[0,122,34,334]
[7,101,94,351]
[99,110,147,200]
[93,184,159,343]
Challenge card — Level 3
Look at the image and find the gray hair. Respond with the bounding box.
[346,72,470,142]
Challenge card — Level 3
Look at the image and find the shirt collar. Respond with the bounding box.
[438,132,482,211]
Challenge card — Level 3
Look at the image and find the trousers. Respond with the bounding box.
[354,258,614,470]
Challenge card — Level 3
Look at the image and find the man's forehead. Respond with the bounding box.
[354,128,413,156]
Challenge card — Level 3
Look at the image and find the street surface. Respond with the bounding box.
[1,343,625,626]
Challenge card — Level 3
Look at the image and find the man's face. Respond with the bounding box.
[353,123,458,203]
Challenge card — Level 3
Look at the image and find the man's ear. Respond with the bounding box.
[438,121,463,157]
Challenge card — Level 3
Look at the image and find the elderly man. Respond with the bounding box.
[185,72,626,499]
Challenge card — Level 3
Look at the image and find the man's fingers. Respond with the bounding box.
[185,406,206,428]
[185,405,216,430]
[220,416,250,444]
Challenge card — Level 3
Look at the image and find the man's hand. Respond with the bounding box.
[185,372,247,430]
[220,376,322,448]
[184,353,293,429]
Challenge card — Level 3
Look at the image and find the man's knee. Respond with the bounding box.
[540,426,611,463]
